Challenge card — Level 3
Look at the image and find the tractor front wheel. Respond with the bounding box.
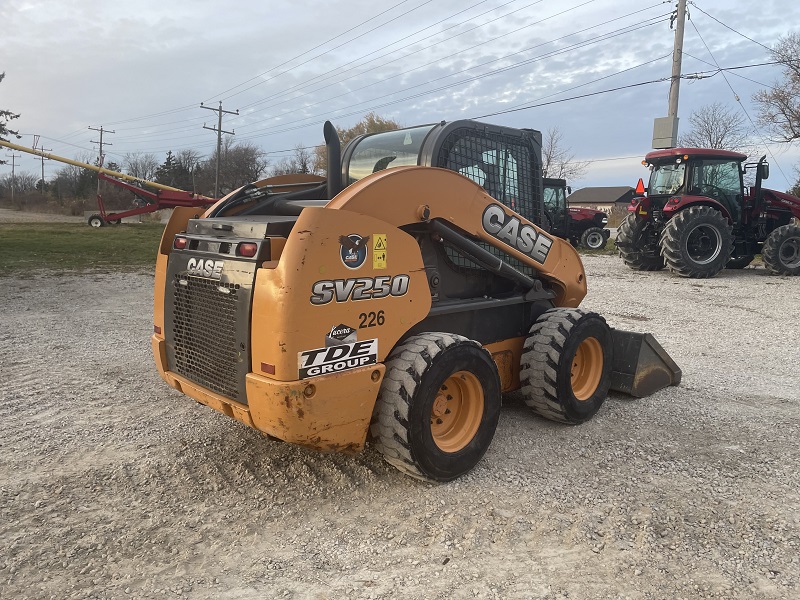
[519,308,612,424]
[370,333,501,482]
[580,226,607,250]
[762,224,800,275]
[616,213,665,271]
[660,206,733,278]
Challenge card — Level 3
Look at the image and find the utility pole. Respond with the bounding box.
[90,125,115,200]
[652,0,687,149]
[32,135,52,190]
[201,102,238,199]
[89,125,115,166]
[5,152,20,204]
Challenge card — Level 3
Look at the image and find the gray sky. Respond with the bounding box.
[3,0,799,190]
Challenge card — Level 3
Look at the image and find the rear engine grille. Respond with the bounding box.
[172,275,242,400]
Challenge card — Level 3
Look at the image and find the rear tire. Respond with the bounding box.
[762,224,800,275]
[370,333,501,482]
[581,226,607,250]
[519,308,612,424]
[659,206,732,278]
[616,213,665,271]
[88,215,104,228]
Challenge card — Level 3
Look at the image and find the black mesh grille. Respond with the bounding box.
[436,128,542,224]
[172,275,242,400]
[443,243,535,278]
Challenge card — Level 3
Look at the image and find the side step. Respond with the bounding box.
[609,329,682,398]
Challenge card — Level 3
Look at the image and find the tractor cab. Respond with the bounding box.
[642,148,749,228]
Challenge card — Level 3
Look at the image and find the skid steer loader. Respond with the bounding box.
[152,120,680,482]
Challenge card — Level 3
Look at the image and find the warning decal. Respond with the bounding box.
[373,234,387,269]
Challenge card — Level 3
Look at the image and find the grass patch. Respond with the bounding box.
[0,223,165,274]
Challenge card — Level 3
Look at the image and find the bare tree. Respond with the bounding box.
[541,127,589,181]
[1,72,21,163]
[270,145,316,176]
[753,32,800,143]
[678,103,749,151]
[196,138,268,196]
[123,152,160,181]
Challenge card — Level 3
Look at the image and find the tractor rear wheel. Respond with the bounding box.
[580,226,607,250]
[519,308,612,424]
[659,206,733,278]
[726,254,755,269]
[762,224,800,275]
[370,333,501,482]
[616,213,665,271]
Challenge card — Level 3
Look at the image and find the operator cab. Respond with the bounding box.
[644,148,748,224]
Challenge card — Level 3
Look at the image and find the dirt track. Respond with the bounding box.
[1,255,798,599]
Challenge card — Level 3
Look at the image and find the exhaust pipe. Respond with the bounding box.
[324,121,343,199]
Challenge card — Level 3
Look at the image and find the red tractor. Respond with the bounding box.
[543,178,611,250]
[616,148,800,277]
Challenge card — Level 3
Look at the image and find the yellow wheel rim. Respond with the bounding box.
[430,371,484,452]
[571,337,603,401]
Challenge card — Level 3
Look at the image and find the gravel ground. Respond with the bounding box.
[1,255,798,600]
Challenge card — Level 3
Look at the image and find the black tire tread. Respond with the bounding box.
[762,224,800,276]
[370,332,478,481]
[581,226,607,250]
[616,213,665,271]
[519,308,603,424]
[659,206,733,278]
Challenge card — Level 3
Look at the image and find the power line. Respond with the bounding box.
[688,20,790,182]
[688,2,773,53]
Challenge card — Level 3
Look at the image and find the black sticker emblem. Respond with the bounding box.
[326,324,357,347]
[339,234,370,269]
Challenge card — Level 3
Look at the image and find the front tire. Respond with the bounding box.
[519,308,612,424]
[370,333,501,482]
[616,213,665,271]
[762,224,800,275]
[660,206,733,278]
[581,226,607,250]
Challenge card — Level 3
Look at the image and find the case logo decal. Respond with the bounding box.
[482,204,552,264]
[186,257,224,279]
[339,233,370,269]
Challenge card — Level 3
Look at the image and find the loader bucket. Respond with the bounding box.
[609,329,681,398]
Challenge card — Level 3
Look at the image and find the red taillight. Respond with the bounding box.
[154,325,162,335]
[261,362,275,375]
[173,236,188,250]
[237,242,258,257]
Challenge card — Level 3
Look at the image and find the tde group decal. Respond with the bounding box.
[299,338,378,378]
[339,233,370,269]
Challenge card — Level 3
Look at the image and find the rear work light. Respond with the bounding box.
[237,242,258,258]
[173,236,188,250]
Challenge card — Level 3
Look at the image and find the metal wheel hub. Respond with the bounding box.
[585,231,604,248]
[430,371,484,453]
[686,224,722,265]
[779,236,800,268]
[571,337,603,401]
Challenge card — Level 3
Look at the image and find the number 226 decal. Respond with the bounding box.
[310,274,409,305]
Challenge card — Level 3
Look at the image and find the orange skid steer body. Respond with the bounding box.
[152,120,680,481]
